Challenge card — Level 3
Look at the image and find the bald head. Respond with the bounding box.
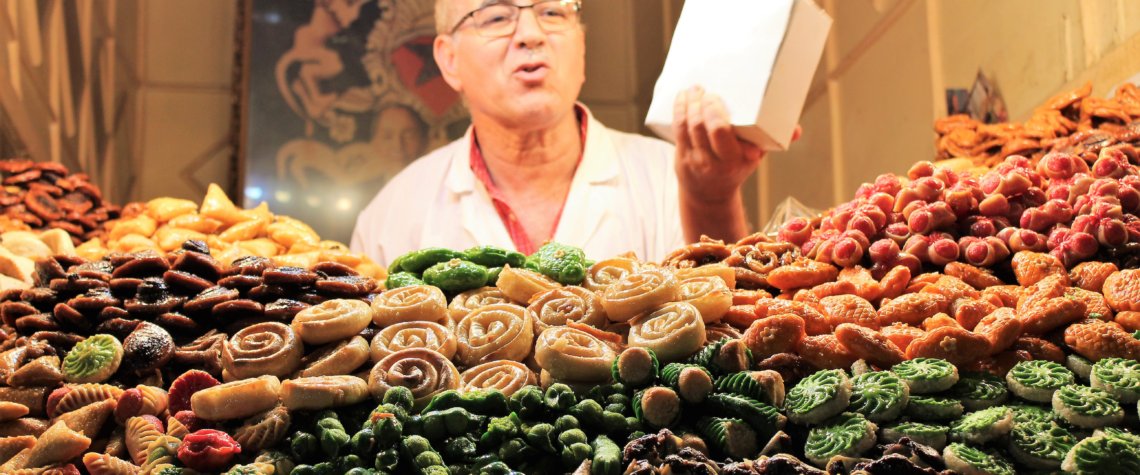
[434,0,460,35]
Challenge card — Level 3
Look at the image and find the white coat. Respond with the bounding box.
[350,108,684,266]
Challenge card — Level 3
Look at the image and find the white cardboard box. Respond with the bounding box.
[645,0,833,151]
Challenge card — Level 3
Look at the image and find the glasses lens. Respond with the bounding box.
[472,4,517,37]
[533,1,577,31]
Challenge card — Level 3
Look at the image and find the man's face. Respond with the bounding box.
[435,1,586,131]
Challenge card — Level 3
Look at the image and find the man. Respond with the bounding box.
[352,0,795,265]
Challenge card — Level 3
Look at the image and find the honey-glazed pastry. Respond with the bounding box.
[583,257,640,292]
[56,398,114,438]
[628,301,706,363]
[370,321,456,363]
[455,303,534,367]
[82,452,140,475]
[124,415,162,465]
[368,348,459,410]
[50,385,122,418]
[676,263,737,289]
[222,322,303,379]
[601,267,680,322]
[448,286,510,321]
[0,402,28,422]
[190,375,282,421]
[496,265,561,303]
[296,335,371,378]
[527,286,607,331]
[370,285,448,327]
[459,361,537,397]
[678,276,732,324]
[281,375,370,410]
[233,405,291,453]
[18,420,91,470]
[290,299,372,345]
[533,326,618,383]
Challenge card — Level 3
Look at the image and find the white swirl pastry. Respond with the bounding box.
[371,285,449,327]
[678,276,733,323]
[455,303,535,367]
[459,361,538,396]
[533,326,618,382]
[370,321,458,362]
[628,301,706,362]
[527,286,608,331]
[449,287,511,322]
[601,267,680,322]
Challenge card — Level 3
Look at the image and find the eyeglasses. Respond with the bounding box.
[450,0,582,38]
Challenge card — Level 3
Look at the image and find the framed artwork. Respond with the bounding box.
[241,0,469,243]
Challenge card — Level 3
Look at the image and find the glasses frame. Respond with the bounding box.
[448,0,583,37]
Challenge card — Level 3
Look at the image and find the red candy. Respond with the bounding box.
[178,429,241,472]
[168,369,220,415]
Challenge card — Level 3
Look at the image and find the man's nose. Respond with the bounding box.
[513,8,546,49]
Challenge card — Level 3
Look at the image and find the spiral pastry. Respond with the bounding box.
[848,371,909,423]
[944,443,1016,475]
[222,322,303,379]
[1006,360,1074,402]
[627,302,706,363]
[290,299,372,345]
[455,303,534,367]
[296,335,371,378]
[496,265,561,303]
[448,286,510,321]
[803,412,877,466]
[371,285,448,327]
[233,405,291,452]
[1052,384,1124,428]
[527,286,607,331]
[677,277,732,324]
[601,267,680,322]
[583,257,640,291]
[368,348,460,410]
[949,406,1013,444]
[370,321,457,362]
[1090,357,1140,403]
[533,326,618,383]
[459,361,537,396]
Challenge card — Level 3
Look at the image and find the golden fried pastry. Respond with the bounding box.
[527,286,607,331]
[583,257,640,291]
[291,299,372,345]
[448,287,511,322]
[601,267,680,322]
[496,265,561,303]
[296,336,371,378]
[222,322,304,379]
[370,321,457,362]
[455,303,534,367]
[533,326,618,383]
[281,375,370,410]
[628,302,706,362]
[459,361,537,396]
[191,375,282,421]
[368,348,459,410]
[677,276,732,323]
[371,285,449,327]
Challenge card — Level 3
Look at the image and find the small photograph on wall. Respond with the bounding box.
[243,0,469,243]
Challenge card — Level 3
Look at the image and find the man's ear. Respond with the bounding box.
[434,34,463,92]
